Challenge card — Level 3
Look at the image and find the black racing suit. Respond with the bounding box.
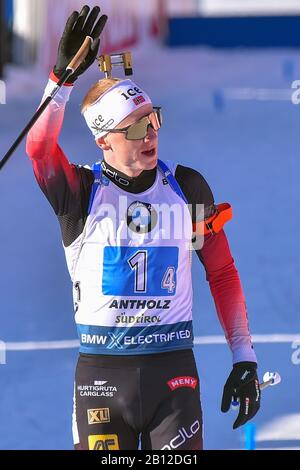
[75,349,202,450]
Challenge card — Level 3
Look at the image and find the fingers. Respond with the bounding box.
[82,6,102,36]
[233,395,249,429]
[73,5,91,34]
[90,14,108,39]
[233,395,260,429]
[72,5,107,38]
[221,383,233,413]
[63,11,79,35]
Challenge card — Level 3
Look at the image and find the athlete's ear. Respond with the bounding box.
[96,136,111,151]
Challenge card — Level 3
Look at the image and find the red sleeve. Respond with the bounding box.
[25,77,81,208]
[25,76,94,247]
[25,77,93,217]
[198,229,257,363]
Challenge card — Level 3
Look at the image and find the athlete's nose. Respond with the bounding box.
[144,124,157,142]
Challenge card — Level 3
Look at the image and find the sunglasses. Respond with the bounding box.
[100,107,162,141]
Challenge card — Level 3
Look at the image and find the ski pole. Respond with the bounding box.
[0,36,92,171]
[231,371,281,408]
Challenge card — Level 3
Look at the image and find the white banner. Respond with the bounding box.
[13,0,46,63]
[200,0,300,16]
[165,0,300,16]
[40,0,164,72]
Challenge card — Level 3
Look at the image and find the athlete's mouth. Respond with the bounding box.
[141,147,156,157]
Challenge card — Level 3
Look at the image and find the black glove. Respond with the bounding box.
[221,361,261,429]
[54,5,108,83]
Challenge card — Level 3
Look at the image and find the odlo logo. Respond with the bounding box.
[161,420,201,450]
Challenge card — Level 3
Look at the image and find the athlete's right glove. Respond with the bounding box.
[221,361,261,429]
[54,4,108,83]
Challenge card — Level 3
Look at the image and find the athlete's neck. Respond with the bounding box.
[101,159,157,194]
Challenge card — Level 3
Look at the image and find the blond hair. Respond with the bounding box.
[81,78,123,114]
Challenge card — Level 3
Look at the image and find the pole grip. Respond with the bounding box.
[67,36,92,72]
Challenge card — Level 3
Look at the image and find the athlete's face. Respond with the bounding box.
[96,104,158,177]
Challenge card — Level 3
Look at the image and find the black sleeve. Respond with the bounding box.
[175,164,216,222]
[55,165,95,247]
[32,156,95,247]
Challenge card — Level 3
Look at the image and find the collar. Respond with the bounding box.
[101,160,157,194]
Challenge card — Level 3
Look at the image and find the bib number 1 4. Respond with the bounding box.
[102,246,179,296]
[128,251,176,294]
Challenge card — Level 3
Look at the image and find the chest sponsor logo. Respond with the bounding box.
[167,376,198,391]
[127,201,157,233]
[88,408,110,425]
[161,420,201,450]
[88,434,119,450]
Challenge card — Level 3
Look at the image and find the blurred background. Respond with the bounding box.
[1,0,300,450]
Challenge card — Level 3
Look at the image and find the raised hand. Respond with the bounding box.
[54,5,108,83]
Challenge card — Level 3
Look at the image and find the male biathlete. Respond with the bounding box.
[26,5,260,450]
